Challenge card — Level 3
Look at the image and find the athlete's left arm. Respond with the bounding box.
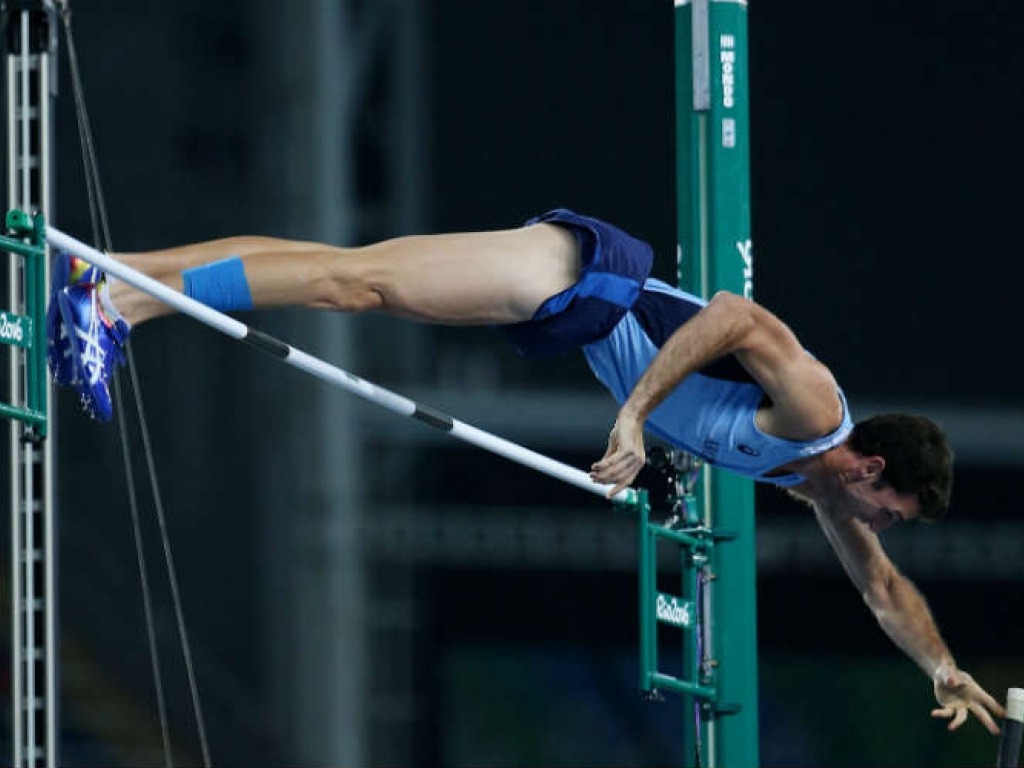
[814,500,1005,735]
[590,291,838,495]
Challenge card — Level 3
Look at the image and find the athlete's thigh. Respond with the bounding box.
[359,223,580,325]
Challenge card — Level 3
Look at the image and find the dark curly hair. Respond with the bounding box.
[847,414,954,521]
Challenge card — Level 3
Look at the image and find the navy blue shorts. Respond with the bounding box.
[499,209,654,357]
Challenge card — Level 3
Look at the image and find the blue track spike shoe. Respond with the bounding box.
[56,279,130,422]
[47,253,101,386]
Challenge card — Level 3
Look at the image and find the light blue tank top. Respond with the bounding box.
[582,280,853,487]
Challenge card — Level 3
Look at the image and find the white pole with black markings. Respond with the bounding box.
[46,226,636,505]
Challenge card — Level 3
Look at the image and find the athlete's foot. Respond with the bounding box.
[46,253,101,386]
[56,279,130,421]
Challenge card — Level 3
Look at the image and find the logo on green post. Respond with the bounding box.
[656,593,694,629]
[0,311,32,348]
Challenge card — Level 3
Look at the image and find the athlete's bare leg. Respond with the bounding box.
[108,223,581,328]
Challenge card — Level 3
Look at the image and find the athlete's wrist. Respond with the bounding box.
[619,399,650,424]
[932,659,958,683]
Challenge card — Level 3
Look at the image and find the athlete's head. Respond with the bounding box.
[845,413,954,526]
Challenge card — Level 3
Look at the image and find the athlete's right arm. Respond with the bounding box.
[812,498,1004,735]
[590,291,837,495]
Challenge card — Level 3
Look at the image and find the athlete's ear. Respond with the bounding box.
[860,455,885,482]
[846,455,885,482]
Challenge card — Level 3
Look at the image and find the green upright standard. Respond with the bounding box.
[674,0,759,766]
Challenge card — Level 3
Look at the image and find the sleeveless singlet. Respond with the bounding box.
[582,279,853,487]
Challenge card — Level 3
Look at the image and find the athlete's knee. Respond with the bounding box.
[319,247,387,313]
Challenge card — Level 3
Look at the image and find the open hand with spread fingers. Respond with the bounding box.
[590,411,646,497]
[931,665,1005,735]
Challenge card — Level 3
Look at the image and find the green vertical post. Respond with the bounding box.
[29,213,47,424]
[674,2,759,767]
[0,210,49,432]
[680,547,701,763]
[638,491,657,692]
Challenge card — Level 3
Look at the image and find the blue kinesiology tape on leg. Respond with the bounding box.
[181,256,254,312]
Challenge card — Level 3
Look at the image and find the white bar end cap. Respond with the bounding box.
[1006,688,1024,722]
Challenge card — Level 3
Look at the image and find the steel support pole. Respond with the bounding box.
[2,2,57,765]
[674,1,759,766]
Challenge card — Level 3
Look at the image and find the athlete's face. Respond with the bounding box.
[845,480,920,533]
[832,451,921,533]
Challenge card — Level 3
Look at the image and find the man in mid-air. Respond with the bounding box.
[48,208,1005,734]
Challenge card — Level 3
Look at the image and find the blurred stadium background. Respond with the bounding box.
[2,0,1023,765]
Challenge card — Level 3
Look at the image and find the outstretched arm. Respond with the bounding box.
[814,500,1005,734]
[590,291,840,495]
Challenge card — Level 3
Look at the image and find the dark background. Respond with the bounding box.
[2,0,1023,766]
